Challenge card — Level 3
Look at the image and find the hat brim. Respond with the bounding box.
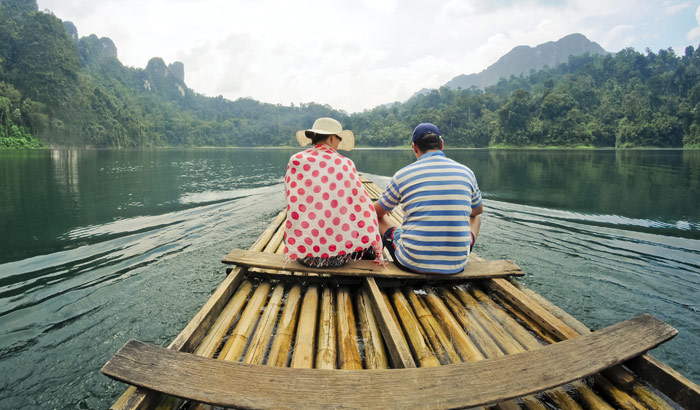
[296,129,355,151]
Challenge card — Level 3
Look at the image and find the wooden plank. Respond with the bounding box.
[223,249,524,280]
[102,314,677,410]
[362,278,416,368]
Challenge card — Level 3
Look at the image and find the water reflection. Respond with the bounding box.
[51,149,81,200]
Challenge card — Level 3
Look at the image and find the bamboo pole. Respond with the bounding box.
[468,286,614,409]
[421,287,485,363]
[356,289,388,369]
[244,283,285,364]
[248,210,287,251]
[363,278,415,368]
[219,281,271,361]
[404,287,461,365]
[452,286,586,410]
[337,286,363,370]
[266,284,302,367]
[381,291,409,350]
[194,280,254,358]
[263,219,286,253]
[512,283,676,410]
[481,286,652,410]
[389,287,441,367]
[437,287,539,410]
[439,287,504,359]
[147,215,288,410]
[595,376,648,410]
[290,285,319,368]
[315,286,336,369]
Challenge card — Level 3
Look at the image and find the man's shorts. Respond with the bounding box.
[381,227,476,273]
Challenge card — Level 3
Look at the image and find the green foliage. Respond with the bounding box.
[350,46,700,148]
[0,4,698,148]
[0,123,43,148]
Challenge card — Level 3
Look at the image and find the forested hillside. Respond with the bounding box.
[347,48,700,148]
[1,0,699,148]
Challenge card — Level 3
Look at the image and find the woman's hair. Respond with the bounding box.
[415,133,442,152]
[310,133,332,145]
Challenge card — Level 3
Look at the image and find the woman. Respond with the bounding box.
[284,117,382,267]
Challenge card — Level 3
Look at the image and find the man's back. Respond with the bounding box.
[377,151,481,274]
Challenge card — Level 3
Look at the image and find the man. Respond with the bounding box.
[374,123,483,274]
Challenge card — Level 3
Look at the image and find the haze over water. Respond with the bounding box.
[0,148,698,409]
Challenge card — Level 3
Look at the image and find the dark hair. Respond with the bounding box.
[309,132,332,145]
[414,133,442,152]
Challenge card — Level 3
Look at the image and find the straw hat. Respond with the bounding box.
[296,117,355,151]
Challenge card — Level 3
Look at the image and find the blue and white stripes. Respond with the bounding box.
[378,151,481,274]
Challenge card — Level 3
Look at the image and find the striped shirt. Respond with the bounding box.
[377,151,482,274]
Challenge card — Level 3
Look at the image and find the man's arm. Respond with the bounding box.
[374,201,389,218]
[471,203,483,217]
[374,200,398,236]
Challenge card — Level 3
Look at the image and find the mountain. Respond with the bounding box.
[444,33,609,91]
[0,0,345,147]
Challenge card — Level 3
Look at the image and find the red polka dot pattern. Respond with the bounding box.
[284,144,381,261]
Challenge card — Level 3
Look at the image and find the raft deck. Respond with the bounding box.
[107,178,700,410]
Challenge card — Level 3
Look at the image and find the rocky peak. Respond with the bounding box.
[146,57,169,76]
[77,34,118,66]
[168,61,185,83]
[63,21,78,44]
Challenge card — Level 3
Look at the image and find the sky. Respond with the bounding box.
[37,0,700,113]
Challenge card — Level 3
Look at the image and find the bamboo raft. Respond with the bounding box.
[103,178,700,410]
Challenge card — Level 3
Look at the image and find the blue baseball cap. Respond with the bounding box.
[412,123,441,142]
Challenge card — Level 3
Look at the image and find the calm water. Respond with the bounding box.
[0,148,698,408]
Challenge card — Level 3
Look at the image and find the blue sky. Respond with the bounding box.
[37,0,700,113]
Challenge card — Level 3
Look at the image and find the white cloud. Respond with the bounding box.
[362,0,398,14]
[663,1,691,15]
[688,5,700,41]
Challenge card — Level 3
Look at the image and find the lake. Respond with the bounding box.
[0,148,698,409]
